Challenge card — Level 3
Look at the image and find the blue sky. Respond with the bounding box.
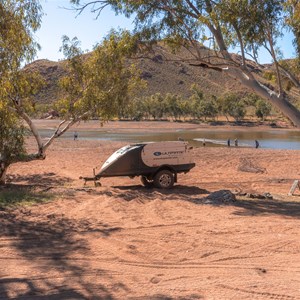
[36,0,296,63]
[35,0,134,61]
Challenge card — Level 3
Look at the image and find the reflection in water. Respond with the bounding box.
[37,128,300,150]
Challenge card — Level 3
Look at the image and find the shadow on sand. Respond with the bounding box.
[0,182,298,298]
[232,198,300,218]
[112,184,300,219]
[112,184,210,202]
[7,173,72,186]
[0,209,122,299]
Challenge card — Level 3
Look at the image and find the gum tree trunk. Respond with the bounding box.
[0,161,8,185]
[226,67,300,127]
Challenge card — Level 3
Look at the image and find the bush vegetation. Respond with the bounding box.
[118,87,273,123]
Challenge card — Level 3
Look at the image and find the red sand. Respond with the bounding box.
[1,121,300,299]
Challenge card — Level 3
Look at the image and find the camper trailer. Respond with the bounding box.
[81,141,195,189]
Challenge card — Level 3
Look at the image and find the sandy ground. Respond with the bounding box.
[1,121,300,299]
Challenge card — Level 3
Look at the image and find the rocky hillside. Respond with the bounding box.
[24,59,67,105]
[133,44,245,97]
[25,43,300,111]
[25,44,247,106]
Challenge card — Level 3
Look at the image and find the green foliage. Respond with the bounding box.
[189,85,218,120]
[165,93,184,121]
[0,103,26,165]
[221,93,246,121]
[143,93,167,120]
[114,88,278,123]
[0,0,42,75]
[32,103,54,118]
[120,86,220,122]
[0,0,42,184]
[262,70,276,83]
[69,0,300,126]
[121,97,144,120]
[70,1,288,60]
[255,99,272,120]
[285,1,300,63]
[242,93,261,106]
[58,30,145,121]
[0,0,43,109]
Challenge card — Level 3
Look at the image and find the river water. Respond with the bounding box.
[37,127,300,150]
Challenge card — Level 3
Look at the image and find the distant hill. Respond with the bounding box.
[25,44,246,105]
[24,59,67,105]
[25,43,300,109]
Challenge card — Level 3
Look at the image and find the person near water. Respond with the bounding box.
[255,140,259,148]
[74,131,78,140]
[227,138,230,147]
[234,138,238,147]
[203,138,206,147]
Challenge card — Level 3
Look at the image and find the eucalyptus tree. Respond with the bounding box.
[255,99,272,121]
[0,104,26,183]
[285,0,300,60]
[189,85,218,120]
[57,31,144,124]
[70,0,300,127]
[0,0,43,184]
[141,93,167,120]
[0,0,143,184]
[165,93,184,121]
[122,97,145,120]
[221,93,246,122]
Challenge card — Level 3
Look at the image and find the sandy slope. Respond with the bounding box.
[1,121,300,299]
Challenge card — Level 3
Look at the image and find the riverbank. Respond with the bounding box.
[32,118,295,132]
[9,137,300,196]
[30,119,300,150]
[1,124,300,299]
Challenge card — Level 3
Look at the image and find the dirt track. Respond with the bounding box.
[1,122,300,299]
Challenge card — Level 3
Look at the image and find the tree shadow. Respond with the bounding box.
[0,205,203,299]
[7,173,72,186]
[0,278,89,300]
[0,184,54,208]
[112,184,210,202]
[232,198,300,218]
[133,294,203,300]
[111,185,300,219]
[0,209,123,299]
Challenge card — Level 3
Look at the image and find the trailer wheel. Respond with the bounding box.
[154,170,174,189]
[140,176,154,188]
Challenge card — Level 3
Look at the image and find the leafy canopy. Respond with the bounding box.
[70,0,291,59]
[0,0,42,183]
[57,30,145,121]
[69,0,300,127]
[0,102,26,164]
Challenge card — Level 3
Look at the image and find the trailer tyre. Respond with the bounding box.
[154,170,174,189]
[140,176,154,188]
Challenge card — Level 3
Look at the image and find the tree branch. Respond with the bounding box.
[13,107,45,157]
[43,111,90,151]
[69,1,110,18]
[278,64,300,89]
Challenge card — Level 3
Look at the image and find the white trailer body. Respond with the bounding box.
[141,141,194,167]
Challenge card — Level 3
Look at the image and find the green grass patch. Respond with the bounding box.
[0,186,54,209]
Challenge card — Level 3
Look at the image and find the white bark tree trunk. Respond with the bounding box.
[0,108,90,184]
[226,68,300,127]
